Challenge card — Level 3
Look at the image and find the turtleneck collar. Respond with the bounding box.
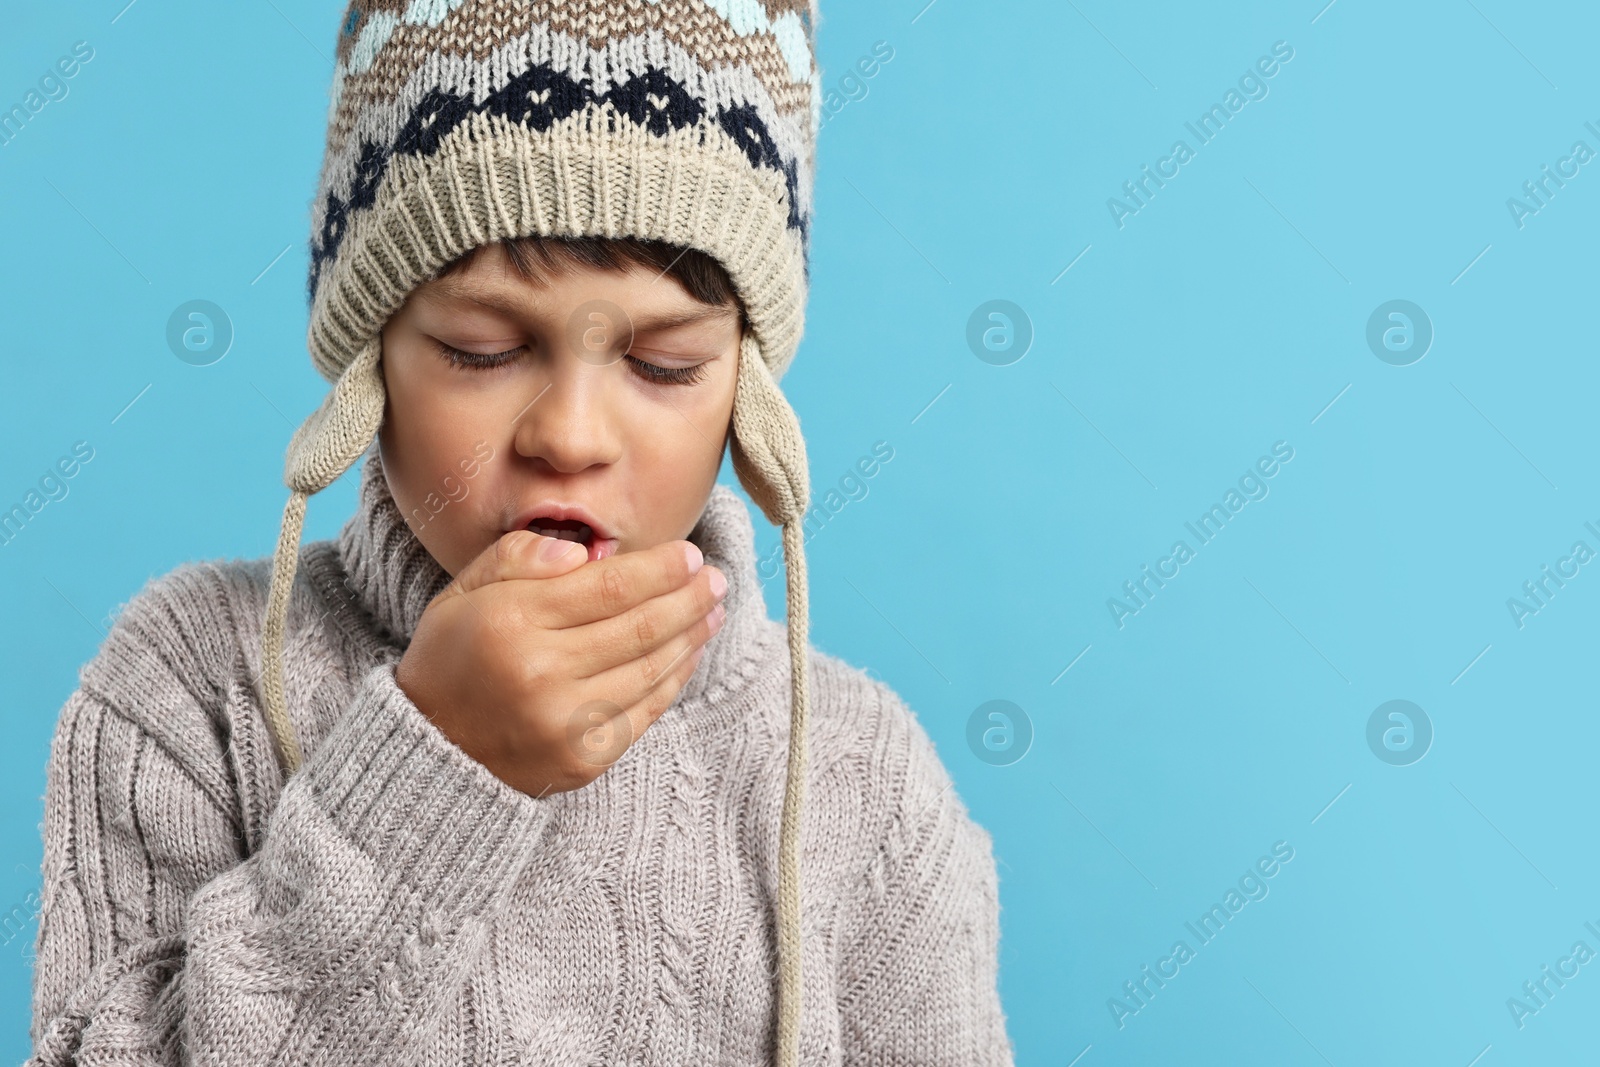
[330,449,771,708]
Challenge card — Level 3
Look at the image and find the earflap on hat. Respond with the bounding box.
[259,336,386,776]
[731,332,811,526]
[728,330,814,1062]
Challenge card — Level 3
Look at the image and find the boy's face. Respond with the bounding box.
[377,242,742,576]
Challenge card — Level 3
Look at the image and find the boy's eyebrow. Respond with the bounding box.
[419,278,737,332]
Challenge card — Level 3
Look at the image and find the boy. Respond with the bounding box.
[28,3,1014,1064]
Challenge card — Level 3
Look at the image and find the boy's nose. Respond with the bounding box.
[510,358,622,474]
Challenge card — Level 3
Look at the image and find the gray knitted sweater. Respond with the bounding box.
[28,452,1014,1065]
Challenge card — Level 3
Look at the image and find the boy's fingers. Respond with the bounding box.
[446,529,590,599]
[574,640,709,769]
[612,637,710,738]
[563,581,724,681]
[532,540,709,629]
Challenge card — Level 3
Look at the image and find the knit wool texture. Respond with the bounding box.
[29,452,1015,1064]
[258,3,822,1061]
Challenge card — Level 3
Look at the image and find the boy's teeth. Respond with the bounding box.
[529,520,592,543]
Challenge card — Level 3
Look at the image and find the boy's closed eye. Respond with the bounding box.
[428,337,714,387]
[416,277,734,386]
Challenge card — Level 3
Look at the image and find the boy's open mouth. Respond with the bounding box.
[528,518,590,543]
[526,517,620,563]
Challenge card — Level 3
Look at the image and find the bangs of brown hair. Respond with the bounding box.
[433,236,747,330]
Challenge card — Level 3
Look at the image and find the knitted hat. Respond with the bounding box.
[258,3,819,1061]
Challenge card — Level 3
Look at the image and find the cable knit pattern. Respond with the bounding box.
[27,451,1014,1065]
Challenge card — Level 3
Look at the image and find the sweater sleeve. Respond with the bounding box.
[28,570,552,1066]
[836,694,1017,1067]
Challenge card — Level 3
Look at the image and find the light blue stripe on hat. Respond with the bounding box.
[643,0,812,84]
[330,0,812,120]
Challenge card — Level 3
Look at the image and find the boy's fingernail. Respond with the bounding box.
[708,567,727,599]
[684,542,704,573]
[540,536,579,561]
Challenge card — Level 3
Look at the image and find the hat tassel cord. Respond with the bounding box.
[774,514,811,1067]
[260,488,310,778]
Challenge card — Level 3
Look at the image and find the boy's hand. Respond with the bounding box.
[394,530,727,798]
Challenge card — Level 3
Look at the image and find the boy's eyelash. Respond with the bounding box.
[432,341,709,385]
[627,356,710,386]
[434,342,522,369]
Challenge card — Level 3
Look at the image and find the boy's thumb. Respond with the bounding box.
[450,528,589,596]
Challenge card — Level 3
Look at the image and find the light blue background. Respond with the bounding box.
[3,1,1597,1063]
